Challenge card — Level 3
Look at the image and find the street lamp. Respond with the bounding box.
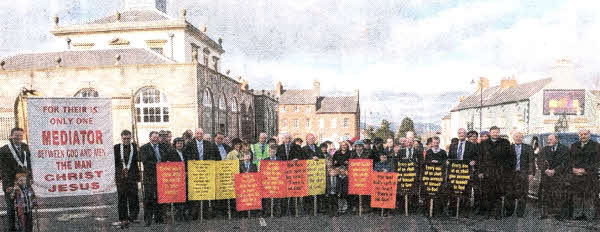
[471,79,483,133]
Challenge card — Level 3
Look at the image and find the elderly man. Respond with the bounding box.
[383,138,395,155]
[251,133,270,166]
[538,134,569,219]
[447,128,479,217]
[567,129,599,221]
[183,128,219,220]
[139,131,168,226]
[275,133,303,216]
[302,133,323,161]
[505,131,535,218]
[478,126,512,220]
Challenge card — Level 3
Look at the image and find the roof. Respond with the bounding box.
[85,10,171,24]
[590,90,600,98]
[451,78,552,112]
[317,96,359,113]
[0,48,173,71]
[279,89,316,105]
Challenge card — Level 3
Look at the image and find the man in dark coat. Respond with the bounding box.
[567,129,600,221]
[114,130,140,227]
[505,131,535,218]
[478,126,512,219]
[302,133,325,160]
[140,131,169,226]
[183,128,220,220]
[447,128,479,217]
[214,132,232,161]
[0,128,32,231]
[275,133,303,161]
[538,134,569,219]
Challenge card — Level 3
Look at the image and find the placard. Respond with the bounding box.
[26,98,115,197]
[156,162,186,203]
[447,160,470,196]
[285,160,307,197]
[422,162,444,196]
[306,159,326,196]
[235,173,262,211]
[348,159,372,195]
[260,160,287,198]
[187,160,216,200]
[397,160,417,194]
[370,172,398,209]
[216,160,239,200]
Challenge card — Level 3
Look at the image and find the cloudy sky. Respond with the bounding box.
[1,0,599,124]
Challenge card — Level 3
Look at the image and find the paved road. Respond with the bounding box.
[3,203,600,231]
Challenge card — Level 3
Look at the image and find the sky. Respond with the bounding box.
[1,0,599,125]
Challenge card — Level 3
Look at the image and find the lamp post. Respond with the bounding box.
[471,79,483,133]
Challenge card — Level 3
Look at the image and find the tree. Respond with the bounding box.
[364,125,376,140]
[396,117,416,138]
[374,119,395,140]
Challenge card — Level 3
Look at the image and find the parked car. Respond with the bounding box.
[522,132,600,199]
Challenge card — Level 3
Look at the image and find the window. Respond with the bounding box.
[74,88,99,98]
[305,106,311,113]
[282,119,288,128]
[203,89,215,135]
[217,93,227,135]
[218,94,227,110]
[191,43,199,60]
[0,117,13,140]
[135,87,169,123]
[280,106,286,113]
[343,118,349,128]
[231,98,238,113]
[294,119,299,128]
[343,133,350,141]
[330,119,337,129]
[305,118,310,128]
[203,47,210,66]
[319,118,324,129]
[293,106,299,112]
[212,56,220,71]
[150,47,164,55]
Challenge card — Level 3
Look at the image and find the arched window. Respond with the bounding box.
[231,98,240,137]
[74,88,99,98]
[202,88,214,135]
[217,93,227,135]
[135,87,169,123]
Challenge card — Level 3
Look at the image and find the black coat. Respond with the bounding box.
[239,161,258,173]
[113,143,140,185]
[302,144,324,159]
[0,142,32,192]
[326,175,348,196]
[447,141,478,161]
[425,149,447,162]
[568,140,600,174]
[215,143,232,160]
[350,149,374,160]
[167,149,186,162]
[139,142,169,186]
[538,143,569,176]
[509,143,536,176]
[183,139,220,161]
[275,143,302,161]
[479,138,512,178]
[332,150,351,167]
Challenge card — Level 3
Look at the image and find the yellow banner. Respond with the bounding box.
[306,159,326,196]
[187,160,216,201]
[216,160,240,200]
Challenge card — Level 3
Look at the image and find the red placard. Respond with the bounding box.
[370,172,398,209]
[348,159,372,195]
[156,162,186,203]
[285,160,308,197]
[235,173,263,211]
[260,161,288,198]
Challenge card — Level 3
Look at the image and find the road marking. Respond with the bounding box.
[259,217,267,227]
[0,204,113,216]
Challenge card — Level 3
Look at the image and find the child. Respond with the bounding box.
[337,167,349,214]
[10,172,35,232]
[325,168,340,217]
[374,153,392,173]
[262,145,282,217]
[239,151,258,173]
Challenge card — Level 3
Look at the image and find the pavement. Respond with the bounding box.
[3,203,600,231]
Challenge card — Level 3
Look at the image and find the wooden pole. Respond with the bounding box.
[314,195,317,216]
[381,208,384,217]
[200,201,204,221]
[501,196,504,217]
[295,198,298,217]
[456,197,460,219]
[270,198,274,218]
[514,199,518,217]
[429,199,434,218]
[228,199,232,220]
[248,211,251,219]
[171,204,175,224]
[404,195,408,216]
[359,195,362,217]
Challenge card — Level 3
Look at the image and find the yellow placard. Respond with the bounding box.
[187,160,216,201]
[216,160,240,200]
[306,159,326,196]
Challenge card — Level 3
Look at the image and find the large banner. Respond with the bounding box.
[348,159,372,195]
[285,160,307,197]
[27,98,115,197]
[306,159,326,196]
[187,160,216,200]
[370,172,398,209]
[156,162,186,203]
[235,173,262,211]
[543,89,585,115]
[447,160,471,196]
[216,160,239,200]
[260,161,287,198]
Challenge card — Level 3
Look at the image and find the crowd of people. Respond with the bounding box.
[1,125,600,230]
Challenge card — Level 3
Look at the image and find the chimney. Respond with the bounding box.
[179,8,187,20]
[114,54,121,65]
[313,80,320,98]
[52,14,59,27]
[459,96,464,102]
[55,57,62,67]
[477,77,489,92]
[354,89,359,103]
[274,81,283,97]
[500,76,517,89]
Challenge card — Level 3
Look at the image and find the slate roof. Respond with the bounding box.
[85,10,171,24]
[0,48,173,71]
[317,96,359,113]
[451,78,552,112]
[279,89,316,105]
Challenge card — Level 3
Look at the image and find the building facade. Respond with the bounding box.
[275,80,360,143]
[0,0,278,144]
